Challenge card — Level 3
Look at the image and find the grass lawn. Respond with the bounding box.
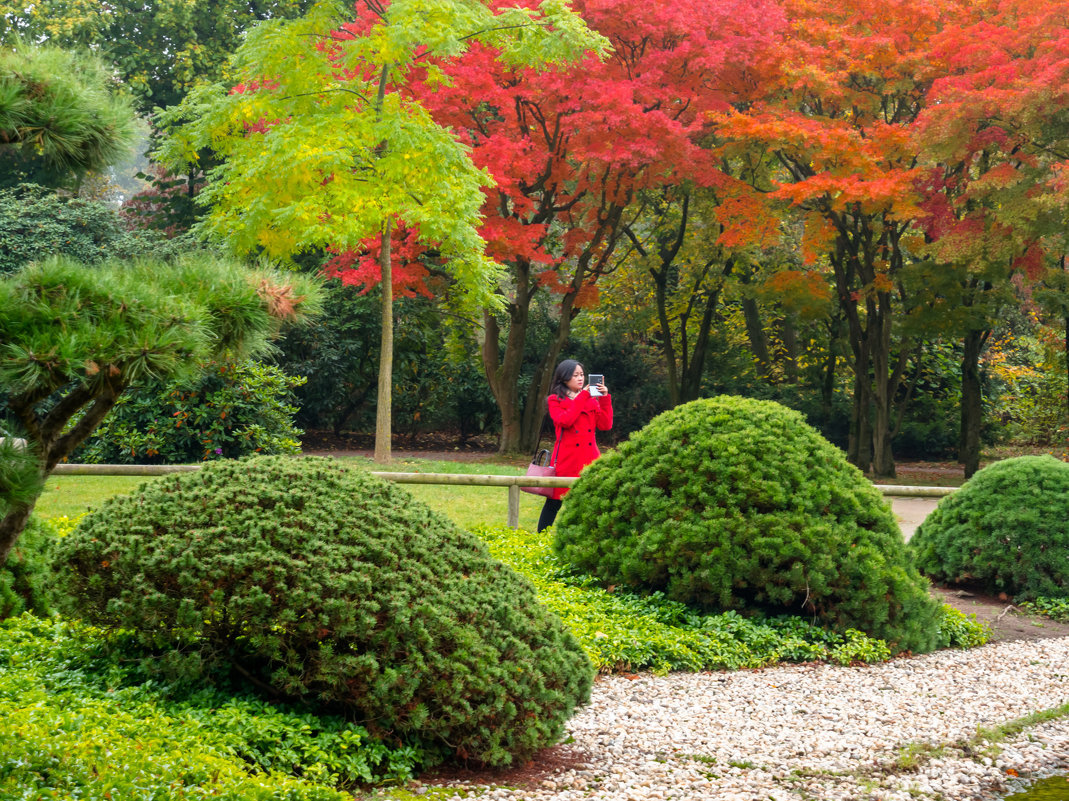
[37,455,548,531]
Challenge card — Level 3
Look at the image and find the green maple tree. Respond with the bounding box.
[161,0,608,462]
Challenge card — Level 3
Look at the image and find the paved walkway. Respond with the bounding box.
[890,496,941,541]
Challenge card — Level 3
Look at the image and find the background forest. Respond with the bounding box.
[2,0,1068,480]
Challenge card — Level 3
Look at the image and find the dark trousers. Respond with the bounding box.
[537,497,562,532]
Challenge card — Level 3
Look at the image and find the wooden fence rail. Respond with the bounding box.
[50,463,956,529]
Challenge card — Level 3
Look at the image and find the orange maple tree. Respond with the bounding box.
[714,0,977,477]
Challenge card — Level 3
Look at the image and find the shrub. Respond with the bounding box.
[55,456,592,767]
[0,516,55,619]
[552,396,943,654]
[0,183,186,275]
[908,455,1069,600]
[74,360,306,464]
[936,606,992,649]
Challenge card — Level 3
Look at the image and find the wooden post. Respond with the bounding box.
[507,484,520,529]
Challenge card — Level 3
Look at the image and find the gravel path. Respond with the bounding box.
[422,636,1069,801]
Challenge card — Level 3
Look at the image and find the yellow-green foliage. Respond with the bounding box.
[56,456,592,768]
[553,397,944,654]
[0,617,350,800]
[909,455,1069,600]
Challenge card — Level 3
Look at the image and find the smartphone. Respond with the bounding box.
[588,374,604,396]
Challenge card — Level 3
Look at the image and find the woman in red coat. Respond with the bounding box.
[537,359,613,532]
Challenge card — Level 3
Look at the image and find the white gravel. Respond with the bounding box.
[427,636,1069,800]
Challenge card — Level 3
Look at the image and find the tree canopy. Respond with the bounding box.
[0,0,316,113]
[0,43,136,189]
[161,0,609,460]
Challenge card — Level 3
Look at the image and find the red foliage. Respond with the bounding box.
[400,0,785,303]
[323,227,435,299]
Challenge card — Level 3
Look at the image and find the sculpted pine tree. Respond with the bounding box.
[161,0,607,462]
[0,44,136,189]
[0,255,321,564]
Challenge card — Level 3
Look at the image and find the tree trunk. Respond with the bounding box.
[741,296,771,380]
[849,360,873,473]
[678,261,733,403]
[482,259,534,455]
[374,220,393,463]
[870,297,896,479]
[821,314,842,427]
[959,328,986,478]
[653,268,681,406]
[780,316,799,383]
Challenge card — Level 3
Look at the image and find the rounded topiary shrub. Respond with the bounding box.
[553,396,942,654]
[908,455,1069,600]
[55,455,592,767]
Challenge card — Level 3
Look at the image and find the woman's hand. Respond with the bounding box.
[595,378,607,396]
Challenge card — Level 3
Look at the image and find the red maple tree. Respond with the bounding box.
[385,0,786,452]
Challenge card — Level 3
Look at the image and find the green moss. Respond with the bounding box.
[553,396,943,653]
[909,455,1069,600]
[55,455,592,768]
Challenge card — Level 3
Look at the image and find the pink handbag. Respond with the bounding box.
[521,447,556,497]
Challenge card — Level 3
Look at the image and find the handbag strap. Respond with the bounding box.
[531,403,560,465]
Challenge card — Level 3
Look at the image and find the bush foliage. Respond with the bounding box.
[0,516,55,619]
[553,396,943,653]
[74,360,306,463]
[908,455,1069,600]
[56,456,592,767]
[0,183,184,274]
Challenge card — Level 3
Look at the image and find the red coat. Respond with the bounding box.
[546,389,613,500]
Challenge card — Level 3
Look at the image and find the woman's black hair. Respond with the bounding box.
[548,359,584,402]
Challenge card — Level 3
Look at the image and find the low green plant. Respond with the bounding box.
[0,614,409,797]
[552,397,943,654]
[909,455,1069,600]
[478,525,908,671]
[476,526,989,670]
[936,606,992,649]
[74,359,306,464]
[55,456,592,768]
[1018,597,1069,623]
